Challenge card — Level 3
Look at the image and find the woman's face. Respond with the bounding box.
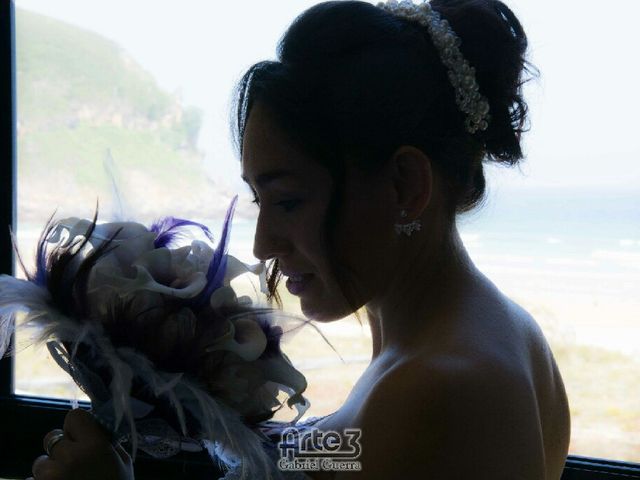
[241,103,398,321]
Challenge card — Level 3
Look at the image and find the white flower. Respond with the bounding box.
[46,218,265,316]
[205,317,268,362]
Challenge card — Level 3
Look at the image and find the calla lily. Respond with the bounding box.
[209,286,238,310]
[206,317,268,362]
[1,198,311,469]
[224,256,264,286]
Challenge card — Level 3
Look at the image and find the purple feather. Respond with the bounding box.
[191,196,238,309]
[150,217,215,249]
[31,217,58,287]
[33,236,48,287]
[256,315,283,358]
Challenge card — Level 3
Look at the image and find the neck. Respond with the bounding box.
[366,223,477,361]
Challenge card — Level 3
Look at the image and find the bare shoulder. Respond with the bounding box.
[329,279,570,479]
[335,352,546,480]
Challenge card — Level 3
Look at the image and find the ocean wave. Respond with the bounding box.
[544,258,599,267]
[590,250,640,269]
[619,239,640,247]
[473,253,535,264]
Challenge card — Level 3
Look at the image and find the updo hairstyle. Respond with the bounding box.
[234,0,534,305]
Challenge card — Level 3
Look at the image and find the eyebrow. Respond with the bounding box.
[241,169,296,189]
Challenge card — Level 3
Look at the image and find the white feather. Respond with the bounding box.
[0,271,312,478]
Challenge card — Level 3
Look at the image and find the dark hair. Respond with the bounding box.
[233,0,534,307]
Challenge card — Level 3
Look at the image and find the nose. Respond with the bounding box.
[252,210,291,262]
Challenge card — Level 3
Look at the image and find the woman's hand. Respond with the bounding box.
[27,408,134,480]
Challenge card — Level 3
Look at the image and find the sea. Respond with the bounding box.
[14,186,640,356]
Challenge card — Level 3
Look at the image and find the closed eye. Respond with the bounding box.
[275,199,300,212]
[250,195,299,212]
[249,188,260,207]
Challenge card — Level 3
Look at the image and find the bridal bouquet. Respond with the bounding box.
[0,196,309,479]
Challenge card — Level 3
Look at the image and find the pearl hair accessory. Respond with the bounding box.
[395,209,422,236]
[377,0,491,134]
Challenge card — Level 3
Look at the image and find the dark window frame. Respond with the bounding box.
[0,1,639,478]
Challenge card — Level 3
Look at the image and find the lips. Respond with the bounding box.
[287,274,307,282]
[282,270,314,296]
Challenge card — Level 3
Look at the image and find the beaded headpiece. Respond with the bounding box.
[377,0,491,134]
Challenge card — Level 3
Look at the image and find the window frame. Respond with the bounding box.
[0,1,639,478]
[0,2,214,478]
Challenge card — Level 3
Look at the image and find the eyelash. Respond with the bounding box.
[276,199,300,212]
[251,195,299,212]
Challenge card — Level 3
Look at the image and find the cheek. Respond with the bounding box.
[295,190,334,261]
[344,181,396,252]
[333,199,397,293]
[299,226,326,268]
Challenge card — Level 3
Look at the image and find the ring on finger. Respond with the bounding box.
[45,431,65,457]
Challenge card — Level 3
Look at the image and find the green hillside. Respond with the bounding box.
[16,9,215,222]
[17,10,175,123]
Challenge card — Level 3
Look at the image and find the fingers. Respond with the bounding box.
[63,408,110,445]
[36,428,73,479]
[34,409,132,480]
[32,454,63,480]
[42,429,65,457]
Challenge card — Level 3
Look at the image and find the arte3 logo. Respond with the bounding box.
[277,427,363,472]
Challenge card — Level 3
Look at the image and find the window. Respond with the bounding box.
[1,1,639,479]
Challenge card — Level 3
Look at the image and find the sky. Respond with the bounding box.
[14,0,640,193]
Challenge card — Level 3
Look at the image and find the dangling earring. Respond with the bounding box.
[394,209,422,237]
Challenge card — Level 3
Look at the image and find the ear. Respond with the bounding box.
[390,146,433,219]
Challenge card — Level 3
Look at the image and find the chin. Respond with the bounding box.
[300,296,358,322]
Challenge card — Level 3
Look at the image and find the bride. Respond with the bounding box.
[30,1,570,479]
